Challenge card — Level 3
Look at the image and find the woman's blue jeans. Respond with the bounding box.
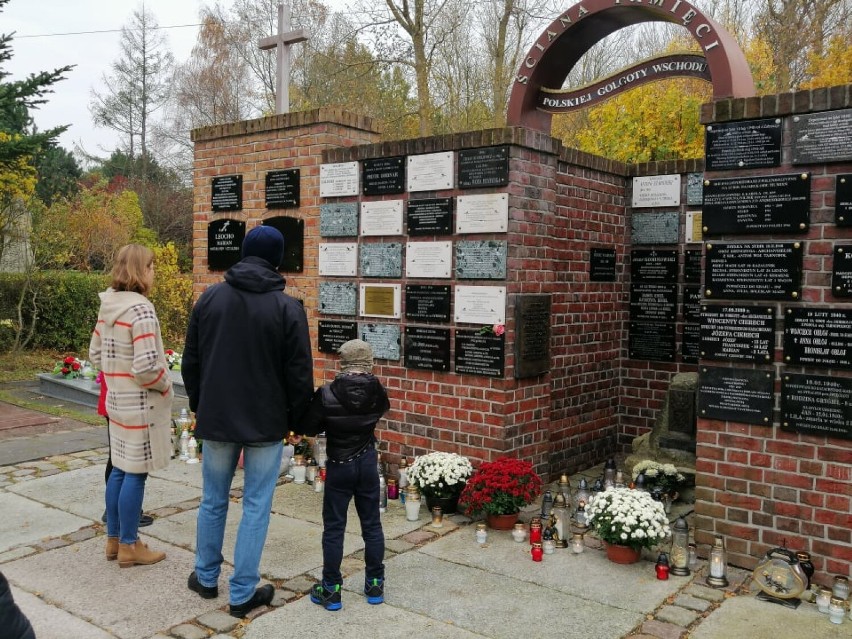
[194,440,282,606]
[105,468,148,544]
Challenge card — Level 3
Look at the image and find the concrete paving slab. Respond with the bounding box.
[244,588,488,639]
[11,586,115,639]
[144,506,364,580]
[418,526,684,614]
[690,594,848,639]
[361,550,645,639]
[0,492,91,553]
[7,464,201,521]
[2,535,227,639]
[0,427,108,466]
[149,460,244,490]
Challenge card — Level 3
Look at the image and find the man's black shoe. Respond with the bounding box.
[101,510,107,523]
[188,571,218,599]
[101,511,153,526]
[229,584,275,618]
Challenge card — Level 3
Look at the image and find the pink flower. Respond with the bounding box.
[493,324,505,336]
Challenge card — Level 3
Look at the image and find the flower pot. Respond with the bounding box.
[485,512,519,530]
[425,493,460,515]
[605,542,642,564]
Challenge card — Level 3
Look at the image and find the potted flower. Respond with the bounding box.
[164,349,182,370]
[586,487,671,564]
[632,460,686,512]
[406,451,473,514]
[458,457,542,530]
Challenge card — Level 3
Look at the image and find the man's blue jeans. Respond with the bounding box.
[194,440,282,606]
[105,468,147,544]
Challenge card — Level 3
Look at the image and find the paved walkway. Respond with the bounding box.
[0,400,847,639]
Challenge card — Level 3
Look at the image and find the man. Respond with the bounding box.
[182,226,314,618]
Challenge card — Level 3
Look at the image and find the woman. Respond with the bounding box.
[89,244,172,567]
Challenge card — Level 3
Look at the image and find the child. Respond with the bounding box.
[300,339,390,611]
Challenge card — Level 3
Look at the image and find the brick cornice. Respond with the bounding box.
[190,108,380,143]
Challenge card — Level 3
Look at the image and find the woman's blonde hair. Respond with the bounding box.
[111,244,154,295]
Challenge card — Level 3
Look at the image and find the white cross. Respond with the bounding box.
[259,3,308,114]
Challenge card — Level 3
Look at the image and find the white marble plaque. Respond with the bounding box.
[407,152,454,192]
[360,200,404,236]
[685,211,703,243]
[456,193,509,234]
[318,243,358,276]
[454,285,506,324]
[406,241,452,278]
[359,283,401,319]
[632,174,681,208]
[320,162,359,198]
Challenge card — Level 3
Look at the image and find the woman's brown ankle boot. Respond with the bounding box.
[105,537,119,561]
[117,540,166,568]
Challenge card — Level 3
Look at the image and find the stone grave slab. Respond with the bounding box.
[417,528,682,614]
[7,464,200,522]
[1,535,218,639]
[11,586,115,639]
[0,492,91,553]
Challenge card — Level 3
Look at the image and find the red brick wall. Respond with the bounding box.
[694,86,852,584]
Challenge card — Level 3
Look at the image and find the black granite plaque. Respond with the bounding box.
[705,118,782,171]
[631,250,679,282]
[705,243,802,300]
[514,294,551,378]
[682,323,700,363]
[404,326,451,371]
[833,245,852,298]
[686,172,704,205]
[455,331,505,377]
[781,373,852,440]
[362,156,406,196]
[405,285,451,322]
[207,219,246,271]
[362,324,401,361]
[791,108,852,165]
[698,366,774,425]
[783,307,852,370]
[837,175,852,227]
[684,250,702,283]
[407,198,453,236]
[458,145,509,189]
[265,169,300,208]
[630,283,677,322]
[318,320,358,353]
[262,216,304,272]
[703,173,810,235]
[700,305,775,363]
[590,248,617,282]
[629,322,676,361]
[211,175,242,212]
[683,285,702,323]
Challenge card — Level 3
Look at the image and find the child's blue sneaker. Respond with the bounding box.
[364,577,384,604]
[310,582,342,611]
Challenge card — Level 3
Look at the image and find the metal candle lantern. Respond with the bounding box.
[706,535,729,588]
[670,517,690,576]
[604,458,616,487]
[656,552,670,580]
[540,490,554,519]
[551,493,569,548]
[575,478,590,511]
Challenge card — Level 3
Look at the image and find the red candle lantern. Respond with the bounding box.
[531,542,543,562]
[655,552,670,580]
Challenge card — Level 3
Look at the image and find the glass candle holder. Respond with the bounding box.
[828,597,845,624]
[291,455,306,484]
[387,478,399,500]
[832,576,849,600]
[529,521,542,544]
[571,532,585,554]
[543,538,555,554]
[817,587,832,613]
[656,552,670,580]
[512,523,527,543]
[475,523,488,544]
[404,488,421,521]
[531,542,543,562]
[431,506,443,528]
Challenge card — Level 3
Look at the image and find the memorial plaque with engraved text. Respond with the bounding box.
[456,240,507,279]
[407,152,453,192]
[632,174,680,208]
[406,241,452,279]
[361,323,401,361]
[320,162,359,197]
[454,285,506,325]
[684,250,702,283]
[265,169,299,208]
[590,248,617,282]
[687,172,704,205]
[783,307,852,369]
[630,283,677,321]
[629,322,676,361]
[631,250,679,282]
[318,320,358,353]
[456,193,508,234]
[320,203,358,237]
[781,373,851,440]
[631,211,679,245]
[360,283,401,319]
[362,156,405,195]
[360,200,403,236]
[791,108,852,165]
[404,326,451,372]
[262,216,304,272]
[319,282,357,316]
[407,198,453,236]
[455,331,504,377]
[212,175,242,212]
[682,323,700,363]
[683,285,702,323]
[514,295,551,379]
[832,245,852,298]
[700,305,775,363]
[698,366,774,425]
[458,145,509,189]
[837,175,852,227]
[405,285,451,322]
[703,173,810,235]
[360,242,402,278]
[705,118,782,170]
[318,243,358,276]
[705,243,802,300]
[207,219,245,270]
